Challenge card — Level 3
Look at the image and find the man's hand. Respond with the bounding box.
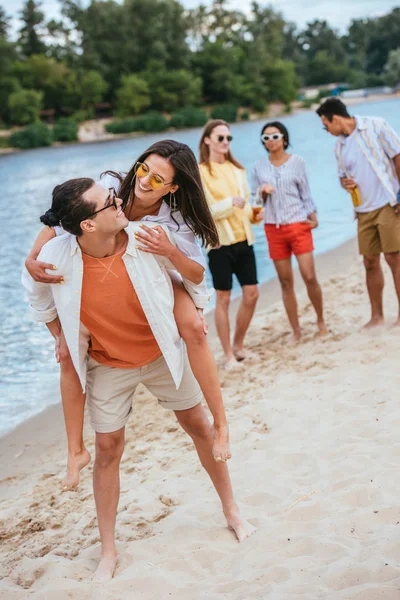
[197,308,208,334]
[232,196,246,209]
[25,256,64,284]
[341,178,357,191]
[135,224,175,257]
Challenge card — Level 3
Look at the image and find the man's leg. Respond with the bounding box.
[363,255,384,328]
[93,427,125,582]
[384,251,400,325]
[175,403,256,542]
[232,284,259,357]
[274,258,302,341]
[296,252,327,335]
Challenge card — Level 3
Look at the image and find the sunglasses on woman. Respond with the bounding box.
[261,133,284,142]
[216,135,233,143]
[135,161,173,190]
[84,187,118,219]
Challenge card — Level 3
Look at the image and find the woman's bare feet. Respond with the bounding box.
[93,550,118,582]
[317,320,328,336]
[211,423,231,462]
[363,316,384,329]
[224,357,243,371]
[288,330,301,346]
[224,504,256,542]
[232,346,246,362]
[62,447,91,491]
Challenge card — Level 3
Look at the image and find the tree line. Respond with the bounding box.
[1,0,400,128]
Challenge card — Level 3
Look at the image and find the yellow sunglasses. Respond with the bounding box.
[134,161,173,190]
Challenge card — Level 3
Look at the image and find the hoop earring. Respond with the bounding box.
[170,191,177,212]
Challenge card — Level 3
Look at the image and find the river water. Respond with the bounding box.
[1,99,399,436]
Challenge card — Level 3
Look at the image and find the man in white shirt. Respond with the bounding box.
[22,178,255,582]
[317,97,400,327]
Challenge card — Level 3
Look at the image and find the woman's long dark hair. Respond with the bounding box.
[199,119,244,175]
[103,139,219,248]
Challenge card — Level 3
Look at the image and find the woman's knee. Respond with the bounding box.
[302,272,318,287]
[279,277,293,292]
[242,286,259,306]
[177,314,206,346]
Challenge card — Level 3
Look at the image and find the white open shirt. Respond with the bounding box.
[21,223,212,392]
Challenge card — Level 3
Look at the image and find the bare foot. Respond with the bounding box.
[232,346,246,362]
[62,448,91,491]
[224,505,256,542]
[391,317,400,328]
[288,331,301,346]
[92,551,118,583]
[363,317,384,329]
[317,320,328,336]
[224,358,243,372]
[211,423,231,462]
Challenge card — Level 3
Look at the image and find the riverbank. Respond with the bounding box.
[1,92,398,155]
[2,235,400,598]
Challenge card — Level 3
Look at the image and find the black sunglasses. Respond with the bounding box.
[83,188,118,220]
[217,135,233,142]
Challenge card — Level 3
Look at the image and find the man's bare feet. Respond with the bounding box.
[317,320,328,336]
[62,447,91,491]
[363,317,384,329]
[211,423,231,462]
[224,505,256,542]
[92,550,118,583]
[224,357,243,371]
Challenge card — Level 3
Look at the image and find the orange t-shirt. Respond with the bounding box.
[80,237,161,368]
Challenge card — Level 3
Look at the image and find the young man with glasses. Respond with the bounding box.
[317,97,400,327]
[22,178,255,583]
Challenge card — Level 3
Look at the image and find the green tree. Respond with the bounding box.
[80,70,108,110]
[18,0,46,57]
[8,89,43,125]
[115,74,151,117]
[384,48,400,86]
[143,65,203,112]
[12,54,79,112]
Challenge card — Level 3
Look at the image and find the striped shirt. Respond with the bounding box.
[335,116,400,208]
[250,154,316,226]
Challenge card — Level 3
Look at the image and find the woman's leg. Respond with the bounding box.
[296,252,328,335]
[171,277,231,462]
[273,258,302,341]
[58,331,90,490]
[232,284,259,359]
[215,289,240,369]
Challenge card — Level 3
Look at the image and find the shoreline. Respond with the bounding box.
[0,93,398,156]
[0,235,358,477]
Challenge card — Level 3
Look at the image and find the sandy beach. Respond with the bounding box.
[1,237,400,599]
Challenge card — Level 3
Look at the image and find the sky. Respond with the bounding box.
[3,0,399,37]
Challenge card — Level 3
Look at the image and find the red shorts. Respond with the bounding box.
[264,223,314,261]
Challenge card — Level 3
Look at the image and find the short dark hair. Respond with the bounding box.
[40,178,95,236]
[316,97,351,121]
[261,121,290,150]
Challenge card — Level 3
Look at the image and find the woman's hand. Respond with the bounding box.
[25,256,64,284]
[232,196,246,209]
[260,184,275,197]
[302,214,318,230]
[135,224,175,257]
[253,208,265,222]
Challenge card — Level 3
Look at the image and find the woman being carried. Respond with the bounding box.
[251,121,327,342]
[26,140,232,493]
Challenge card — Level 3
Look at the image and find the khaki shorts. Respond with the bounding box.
[357,204,400,256]
[86,353,202,433]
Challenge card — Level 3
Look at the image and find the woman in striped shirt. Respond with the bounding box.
[251,121,327,341]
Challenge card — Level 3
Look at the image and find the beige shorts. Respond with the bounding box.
[357,204,400,256]
[86,353,202,433]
